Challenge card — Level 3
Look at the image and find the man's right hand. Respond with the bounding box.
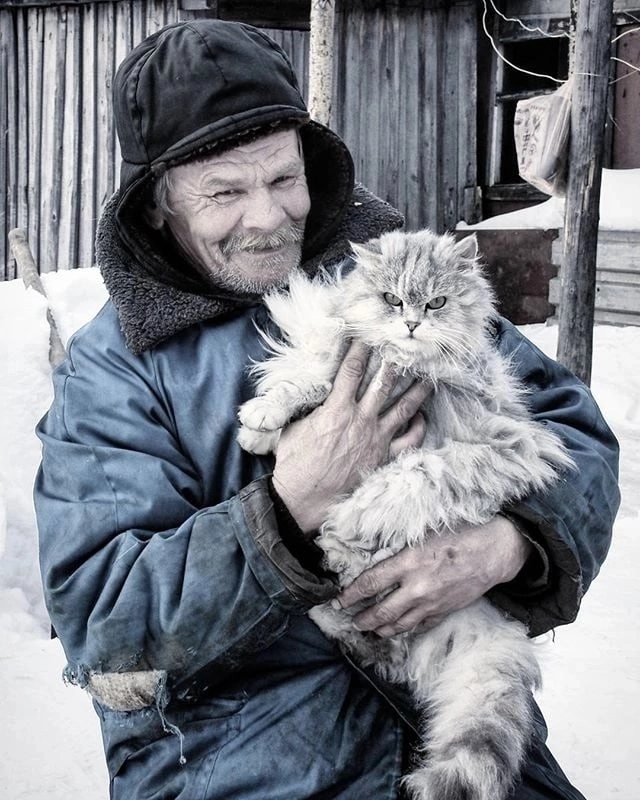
[271,340,431,533]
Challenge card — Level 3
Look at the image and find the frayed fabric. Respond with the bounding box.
[69,667,188,765]
[85,669,168,712]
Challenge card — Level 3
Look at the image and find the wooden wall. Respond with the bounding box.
[1,0,178,279]
[550,231,640,325]
[333,0,478,234]
[1,0,478,279]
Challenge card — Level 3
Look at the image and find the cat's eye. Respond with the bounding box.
[384,292,403,307]
[426,296,447,310]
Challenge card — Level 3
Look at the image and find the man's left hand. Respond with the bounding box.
[334,515,533,638]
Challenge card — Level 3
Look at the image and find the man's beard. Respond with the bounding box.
[220,222,305,257]
[211,222,306,295]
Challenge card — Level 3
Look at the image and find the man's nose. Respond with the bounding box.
[241,187,287,232]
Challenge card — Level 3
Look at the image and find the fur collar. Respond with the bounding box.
[97,184,404,354]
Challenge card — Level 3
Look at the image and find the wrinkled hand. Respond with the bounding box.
[272,341,431,533]
[334,515,533,637]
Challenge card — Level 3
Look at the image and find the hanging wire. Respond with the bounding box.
[612,26,640,45]
[482,1,640,86]
[610,57,640,84]
[611,19,640,84]
[487,0,570,40]
[480,0,565,84]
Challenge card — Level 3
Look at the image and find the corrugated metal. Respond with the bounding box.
[1,0,478,279]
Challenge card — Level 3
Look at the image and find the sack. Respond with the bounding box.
[513,76,573,197]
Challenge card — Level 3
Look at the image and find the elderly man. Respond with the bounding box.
[35,19,619,800]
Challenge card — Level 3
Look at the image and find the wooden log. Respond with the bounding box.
[556,0,613,386]
[8,228,66,368]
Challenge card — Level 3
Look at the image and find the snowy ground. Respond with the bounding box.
[0,260,638,799]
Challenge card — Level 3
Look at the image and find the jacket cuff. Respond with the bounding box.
[238,476,337,607]
[496,511,550,595]
[266,476,331,575]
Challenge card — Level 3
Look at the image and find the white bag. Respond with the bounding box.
[513,76,573,197]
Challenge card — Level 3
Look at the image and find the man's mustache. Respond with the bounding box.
[221,223,305,256]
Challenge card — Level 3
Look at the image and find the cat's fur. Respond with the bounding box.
[237,229,574,800]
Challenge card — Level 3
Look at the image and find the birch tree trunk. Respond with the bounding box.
[308,0,335,126]
[556,0,613,385]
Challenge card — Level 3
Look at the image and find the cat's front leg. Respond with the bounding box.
[319,449,455,553]
[237,377,333,454]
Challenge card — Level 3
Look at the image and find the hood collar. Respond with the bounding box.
[97,184,404,354]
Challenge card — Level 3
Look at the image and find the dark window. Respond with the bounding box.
[495,37,570,184]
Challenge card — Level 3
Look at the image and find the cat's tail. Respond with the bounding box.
[402,599,540,800]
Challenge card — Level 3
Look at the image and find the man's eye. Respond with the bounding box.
[211,189,241,204]
[272,175,296,187]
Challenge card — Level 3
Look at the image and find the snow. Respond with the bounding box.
[1,267,639,799]
[457,168,640,231]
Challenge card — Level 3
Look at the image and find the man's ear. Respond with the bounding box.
[143,201,166,231]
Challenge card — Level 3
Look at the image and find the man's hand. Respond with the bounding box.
[272,341,431,533]
[334,515,533,637]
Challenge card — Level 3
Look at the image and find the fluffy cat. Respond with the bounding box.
[237,229,574,800]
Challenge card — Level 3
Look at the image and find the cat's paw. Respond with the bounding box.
[347,453,451,543]
[238,396,290,432]
[236,425,280,455]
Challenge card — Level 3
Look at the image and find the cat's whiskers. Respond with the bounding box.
[430,331,480,373]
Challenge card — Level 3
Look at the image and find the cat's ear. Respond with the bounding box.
[453,234,479,266]
[350,238,383,263]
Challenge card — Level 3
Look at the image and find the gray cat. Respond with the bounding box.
[237,228,574,800]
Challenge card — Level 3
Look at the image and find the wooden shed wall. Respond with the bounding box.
[1,0,478,279]
[0,0,179,279]
[333,1,478,235]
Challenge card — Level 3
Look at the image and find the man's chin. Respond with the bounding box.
[198,243,303,296]
[233,248,301,293]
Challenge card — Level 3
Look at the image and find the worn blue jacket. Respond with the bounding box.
[35,289,619,797]
[34,20,620,798]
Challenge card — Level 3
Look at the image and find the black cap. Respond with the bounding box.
[112,20,354,260]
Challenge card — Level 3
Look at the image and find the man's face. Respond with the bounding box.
[152,129,311,294]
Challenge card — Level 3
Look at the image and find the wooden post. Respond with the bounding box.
[308,0,335,126]
[568,0,578,74]
[556,0,613,385]
[8,228,66,368]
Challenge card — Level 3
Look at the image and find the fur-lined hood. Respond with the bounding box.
[101,19,403,353]
[97,183,404,354]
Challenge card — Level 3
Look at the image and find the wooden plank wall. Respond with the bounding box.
[0,0,178,280]
[332,0,477,233]
[549,231,640,325]
[1,0,478,279]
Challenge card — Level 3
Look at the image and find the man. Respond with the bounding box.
[34,19,619,799]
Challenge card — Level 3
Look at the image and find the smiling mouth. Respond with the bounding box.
[243,242,299,257]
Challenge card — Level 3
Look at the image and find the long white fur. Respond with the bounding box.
[237,229,574,800]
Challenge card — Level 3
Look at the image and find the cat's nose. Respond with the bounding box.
[405,320,420,333]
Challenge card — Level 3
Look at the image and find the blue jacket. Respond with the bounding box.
[35,290,619,796]
[33,21,620,796]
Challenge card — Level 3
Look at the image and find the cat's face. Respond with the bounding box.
[342,230,495,370]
